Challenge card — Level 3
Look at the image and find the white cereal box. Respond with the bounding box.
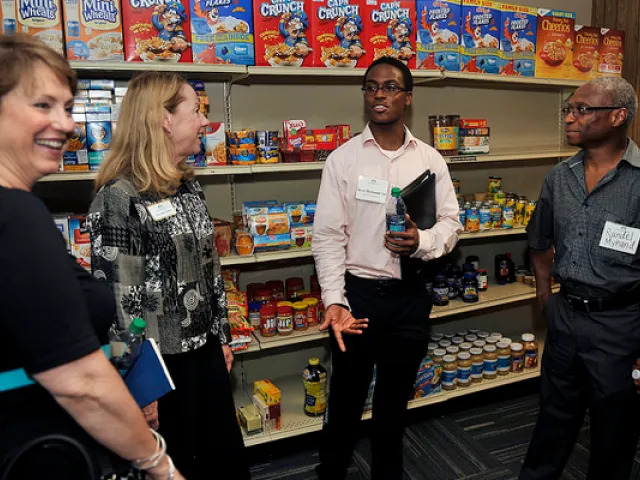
[2,0,65,54]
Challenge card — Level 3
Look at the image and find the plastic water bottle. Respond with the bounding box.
[119,317,147,371]
[386,187,406,235]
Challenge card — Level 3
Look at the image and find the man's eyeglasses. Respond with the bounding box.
[362,84,409,96]
[562,105,626,117]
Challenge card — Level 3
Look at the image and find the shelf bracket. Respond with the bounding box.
[228,173,237,213]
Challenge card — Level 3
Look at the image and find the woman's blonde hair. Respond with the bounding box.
[95,71,194,196]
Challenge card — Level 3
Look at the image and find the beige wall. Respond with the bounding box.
[504,0,592,25]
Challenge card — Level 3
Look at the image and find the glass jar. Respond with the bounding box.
[266,280,285,301]
[459,342,472,352]
[303,297,319,326]
[490,332,503,339]
[452,336,464,346]
[469,328,479,334]
[522,333,539,368]
[457,352,472,387]
[248,301,262,330]
[477,331,489,340]
[247,282,265,302]
[473,340,486,349]
[483,345,498,379]
[286,277,305,301]
[427,342,438,357]
[470,347,484,383]
[442,354,458,391]
[500,337,512,345]
[486,336,500,346]
[497,341,512,376]
[511,342,525,373]
[428,114,459,156]
[430,333,444,343]
[254,289,272,305]
[439,340,452,349]
[293,302,309,331]
[259,305,277,337]
[444,333,455,340]
[465,334,478,343]
[456,329,469,337]
[446,346,460,356]
[432,348,446,368]
[462,272,479,303]
[433,275,449,306]
[477,269,488,291]
[277,305,293,336]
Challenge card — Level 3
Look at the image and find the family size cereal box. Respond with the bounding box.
[2,0,65,53]
[571,25,599,81]
[363,0,416,68]
[416,0,460,71]
[535,9,575,79]
[63,0,125,61]
[460,0,501,74]
[190,0,254,64]
[499,3,536,76]
[122,0,192,62]
[598,28,624,78]
[311,0,365,68]
[253,0,312,67]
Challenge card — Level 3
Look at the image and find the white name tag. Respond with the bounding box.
[599,221,640,255]
[355,175,389,204]
[146,200,177,221]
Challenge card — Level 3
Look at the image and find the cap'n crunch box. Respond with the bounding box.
[253,0,312,67]
[460,0,501,74]
[571,25,599,81]
[499,3,536,76]
[535,9,575,79]
[598,28,624,78]
[311,0,365,68]
[2,0,65,53]
[122,0,192,62]
[363,0,417,68]
[63,0,125,61]
[190,0,254,64]
[416,0,460,71]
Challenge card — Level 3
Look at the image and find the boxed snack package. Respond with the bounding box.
[254,379,281,404]
[3,0,65,53]
[253,0,312,67]
[63,114,89,171]
[63,0,125,61]
[290,226,312,248]
[283,202,315,227]
[535,9,575,79]
[363,0,416,68]
[53,215,70,250]
[190,0,254,64]
[121,0,192,62]
[68,215,91,270]
[205,122,227,166]
[598,28,624,78]
[416,0,460,71]
[571,25,600,81]
[460,0,501,74]
[413,355,441,398]
[248,205,290,237]
[311,0,364,68]
[499,3,536,76]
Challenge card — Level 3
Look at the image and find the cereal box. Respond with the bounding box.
[3,0,65,53]
[190,0,254,64]
[63,0,125,61]
[68,215,91,270]
[311,0,364,68]
[499,3,536,76]
[598,28,624,78]
[571,25,599,81]
[86,109,112,170]
[535,9,575,79]
[416,0,460,71]
[63,113,89,171]
[460,0,501,74]
[121,0,192,62]
[253,0,312,67]
[363,0,416,69]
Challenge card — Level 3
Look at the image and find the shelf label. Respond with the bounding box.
[448,155,477,163]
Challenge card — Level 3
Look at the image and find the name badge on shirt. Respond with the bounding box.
[599,221,640,255]
[355,175,389,204]
[146,200,177,221]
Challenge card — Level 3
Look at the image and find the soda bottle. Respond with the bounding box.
[302,357,327,417]
[386,187,406,235]
[120,317,147,371]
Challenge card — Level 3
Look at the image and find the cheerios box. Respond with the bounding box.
[534,9,575,79]
[460,0,501,74]
[253,0,312,67]
[311,0,365,68]
[416,0,460,71]
[190,0,254,64]
[63,0,125,61]
[2,0,65,54]
[363,0,417,69]
[121,0,192,62]
[597,28,624,78]
[570,25,599,81]
[499,3,536,76]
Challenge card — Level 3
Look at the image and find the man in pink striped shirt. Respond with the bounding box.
[312,57,462,480]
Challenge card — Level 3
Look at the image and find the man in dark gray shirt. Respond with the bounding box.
[521,77,640,480]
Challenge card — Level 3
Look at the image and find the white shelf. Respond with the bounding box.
[445,149,577,164]
[40,171,97,182]
[458,227,527,241]
[219,248,313,266]
[250,162,326,173]
[70,61,245,81]
[252,325,328,351]
[441,71,584,88]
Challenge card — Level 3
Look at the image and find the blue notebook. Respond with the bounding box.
[124,339,175,408]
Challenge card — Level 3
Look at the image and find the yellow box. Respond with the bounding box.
[254,380,281,405]
[535,9,575,79]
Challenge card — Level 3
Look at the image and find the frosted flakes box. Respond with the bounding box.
[499,3,536,76]
[598,28,624,78]
[311,0,364,68]
[3,0,65,53]
[190,0,254,64]
[460,0,501,74]
[363,0,416,68]
[121,0,192,62]
[253,0,312,67]
[571,25,599,81]
[63,0,125,60]
[535,8,574,79]
[416,0,460,71]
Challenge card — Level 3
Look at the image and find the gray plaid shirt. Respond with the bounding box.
[527,139,640,297]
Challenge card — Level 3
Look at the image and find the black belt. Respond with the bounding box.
[560,288,640,313]
[345,271,416,297]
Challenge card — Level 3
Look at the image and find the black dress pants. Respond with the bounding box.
[520,293,640,480]
[317,272,432,480]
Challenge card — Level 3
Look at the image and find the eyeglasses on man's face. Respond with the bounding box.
[562,105,626,117]
[362,84,409,96]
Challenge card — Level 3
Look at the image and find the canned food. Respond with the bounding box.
[465,206,480,232]
[524,201,536,226]
[515,197,526,227]
[494,190,506,205]
[502,206,514,229]
[488,176,502,195]
[479,204,491,231]
[452,178,461,199]
[490,204,502,229]
[459,209,466,229]
[505,194,516,208]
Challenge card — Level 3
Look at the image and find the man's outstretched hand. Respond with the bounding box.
[319,304,368,353]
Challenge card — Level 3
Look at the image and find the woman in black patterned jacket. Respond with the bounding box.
[87,72,249,480]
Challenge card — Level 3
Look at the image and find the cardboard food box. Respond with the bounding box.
[53,215,70,250]
[121,0,192,62]
[205,122,227,166]
[598,28,624,78]
[460,0,501,74]
[254,379,281,405]
[63,113,89,171]
[499,3,536,76]
[363,0,417,69]
[63,0,125,61]
[416,0,460,71]
[534,8,575,79]
[86,109,112,170]
[283,202,315,227]
[2,0,65,53]
[413,355,442,398]
[248,205,290,237]
[68,215,91,270]
[190,0,254,64]
[571,25,600,81]
[290,226,312,248]
[311,0,364,68]
[253,0,312,67]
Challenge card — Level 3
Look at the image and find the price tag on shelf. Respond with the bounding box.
[448,155,478,163]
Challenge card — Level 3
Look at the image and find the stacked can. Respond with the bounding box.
[228,130,257,165]
[257,131,280,164]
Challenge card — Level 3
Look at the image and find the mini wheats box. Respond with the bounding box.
[363,0,416,68]
[311,0,364,68]
[4,0,65,54]
[416,0,460,71]
[460,0,501,74]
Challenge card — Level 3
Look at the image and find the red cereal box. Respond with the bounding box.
[598,28,624,78]
[253,0,312,67]
[363,0,417,68]
[311,0,365,68]
[122,0,192,62]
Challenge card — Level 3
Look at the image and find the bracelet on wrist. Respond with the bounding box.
[132,429,167,471]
